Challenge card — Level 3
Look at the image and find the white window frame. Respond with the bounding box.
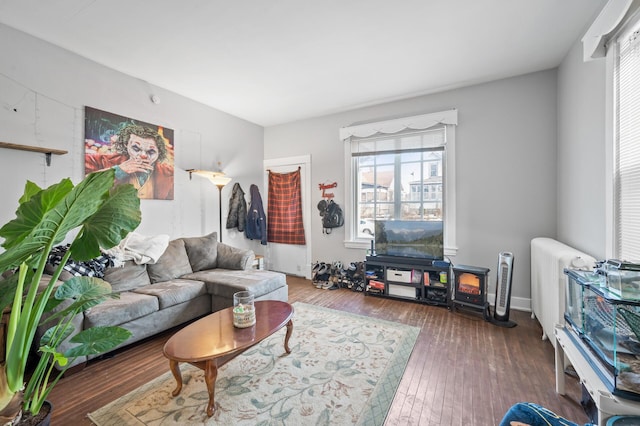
[601,4,640,259]
[342,109,458,257]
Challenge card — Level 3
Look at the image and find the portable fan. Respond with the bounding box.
[489,252,517,328]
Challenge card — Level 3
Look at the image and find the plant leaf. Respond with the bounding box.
[18,180,44,204]
[0,172,114,272]
[45,277,118,321]
[54,276,112,302]
[65,326,132,357]
[71,183,141,260]
[40,322,74,347]
[0,179,72,252]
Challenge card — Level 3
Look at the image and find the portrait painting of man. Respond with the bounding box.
[84,106,174,200]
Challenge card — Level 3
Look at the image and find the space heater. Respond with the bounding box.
[490,252,517,328]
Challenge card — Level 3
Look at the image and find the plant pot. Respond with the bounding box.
[15,401,52,426]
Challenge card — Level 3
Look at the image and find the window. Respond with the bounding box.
[341,110,457,255]
[430,163,438,177]
[613,17,640,260]
[353,130,444,233]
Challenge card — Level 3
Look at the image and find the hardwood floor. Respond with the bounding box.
[48,276,588,425]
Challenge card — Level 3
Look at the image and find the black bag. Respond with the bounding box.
[319,200,344,234]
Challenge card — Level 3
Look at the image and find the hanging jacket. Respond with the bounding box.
[245,184,267,245]
[226,183,247,232]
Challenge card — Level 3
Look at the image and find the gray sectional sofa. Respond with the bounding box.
[38,232,287,369]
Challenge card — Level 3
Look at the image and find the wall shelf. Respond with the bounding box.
[0,142,68,166]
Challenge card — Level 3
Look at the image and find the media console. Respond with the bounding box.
[364,255,450,307]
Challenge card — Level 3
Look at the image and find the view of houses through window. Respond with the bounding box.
[353,130,445,239]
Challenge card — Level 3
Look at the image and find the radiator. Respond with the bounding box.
[530,237,596,348]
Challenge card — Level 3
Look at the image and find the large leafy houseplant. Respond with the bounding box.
[0,169,141,423]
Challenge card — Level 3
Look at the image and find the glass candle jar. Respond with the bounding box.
[233,291,256,328]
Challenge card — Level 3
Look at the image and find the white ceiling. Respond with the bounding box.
[0,0,606,127]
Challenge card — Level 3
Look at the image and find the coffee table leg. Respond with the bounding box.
[204,360,218,417]
[169,359,182,397]
[284,319,293,354]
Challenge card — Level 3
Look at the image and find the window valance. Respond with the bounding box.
[339,109,457,141]
[582,0,634,61]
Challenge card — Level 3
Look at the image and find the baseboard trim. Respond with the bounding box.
[486,292,531,313]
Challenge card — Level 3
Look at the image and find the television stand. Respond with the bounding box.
[364,255,450,307]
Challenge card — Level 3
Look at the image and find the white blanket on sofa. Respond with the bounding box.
[104,232,170,265]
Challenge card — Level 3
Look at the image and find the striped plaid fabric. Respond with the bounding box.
[267,169,306,245]
[48,244,114,278]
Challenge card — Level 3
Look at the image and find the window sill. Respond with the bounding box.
[344,239,458,257]
[344,239,373,250]
[444,246,458,257]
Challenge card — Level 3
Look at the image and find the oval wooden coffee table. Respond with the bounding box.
[163,300,294,417]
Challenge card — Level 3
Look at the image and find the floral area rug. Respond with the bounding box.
[89,302,419,426]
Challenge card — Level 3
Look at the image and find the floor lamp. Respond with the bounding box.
[187,169,232,242]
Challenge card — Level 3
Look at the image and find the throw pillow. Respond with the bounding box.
[103,261,151,293]
[147,239,193,283]
[182,232,218,272]
[217,243,254,270]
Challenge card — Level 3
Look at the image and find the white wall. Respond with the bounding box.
[557,38,607,259]
[0,19,606,305]
[0,24,265,252]
[265,69,559,302]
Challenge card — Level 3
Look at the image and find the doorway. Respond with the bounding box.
[263,155,311,279]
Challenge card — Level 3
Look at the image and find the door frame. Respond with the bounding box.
[263,155,312,279]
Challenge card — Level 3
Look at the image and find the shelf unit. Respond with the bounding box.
[365,255,450,307]
[555,325,640,425]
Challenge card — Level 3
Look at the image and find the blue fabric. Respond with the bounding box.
[245,184,267,245]
[499,403,594,426]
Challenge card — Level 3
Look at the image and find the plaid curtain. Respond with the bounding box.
[267,168,306,245]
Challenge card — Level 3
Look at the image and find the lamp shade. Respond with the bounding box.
[186,168,232,243]
[187,169,232,187]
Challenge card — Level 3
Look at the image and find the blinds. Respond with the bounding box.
[615,20,640,261]
[350,127,446,156]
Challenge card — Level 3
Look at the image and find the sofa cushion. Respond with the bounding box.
[181,232,218,272]
[216,244,254,270]
[103,261,151,293]
[44,264,75,282]
[147,239,193,283]
[132,279,208,309]
[84,291,159,328]
[183,269,286,299]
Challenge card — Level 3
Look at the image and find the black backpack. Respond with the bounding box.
[319,200,344,234]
